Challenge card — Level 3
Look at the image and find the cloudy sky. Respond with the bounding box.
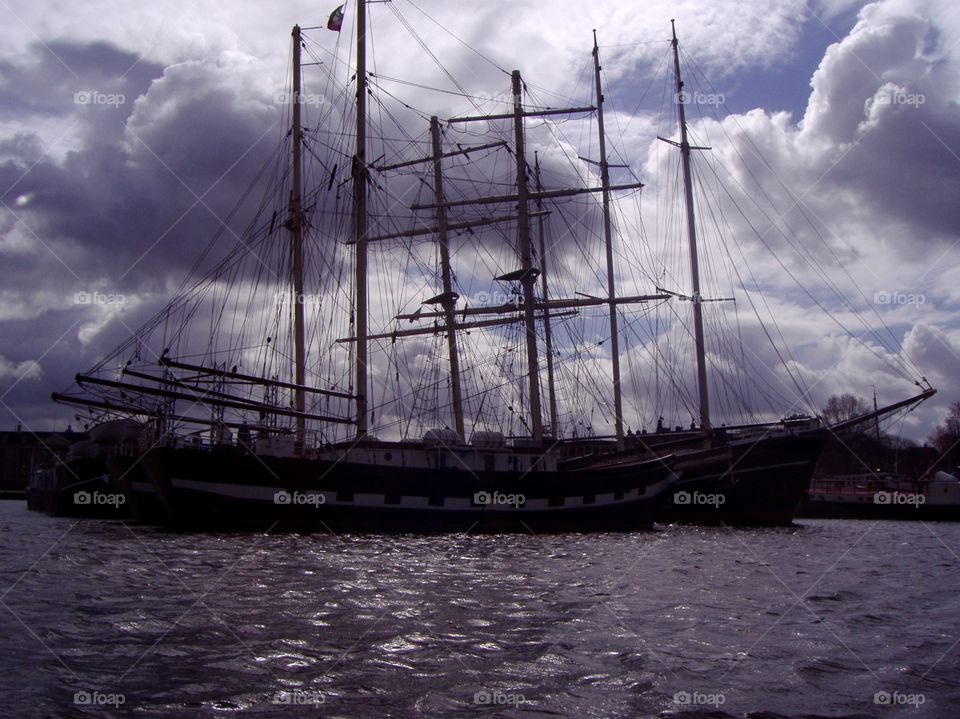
[1,0,958,443]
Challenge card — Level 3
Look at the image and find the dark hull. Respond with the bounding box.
[25,458,132,519]
[108,454,170,523]
[797,499,960,521]
[136,446,676,532]
[655,431,828,526]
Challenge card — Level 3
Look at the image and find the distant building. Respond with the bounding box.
[0,425,88,496]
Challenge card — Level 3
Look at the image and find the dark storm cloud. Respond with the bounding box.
[0,40,161,144]
[0,40,290,428]
[0,41,283,296]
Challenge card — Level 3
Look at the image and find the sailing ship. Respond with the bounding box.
[50,7,934,529]
[51,5,682,531]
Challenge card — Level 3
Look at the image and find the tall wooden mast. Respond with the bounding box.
[430,116,465,438]
[290,25,307,447]
[408,70,649,442]
[670,20,711,433]
[353,0,370,437]
[511,70,544,440]
[592,31,626,449]
[534,152,559,437]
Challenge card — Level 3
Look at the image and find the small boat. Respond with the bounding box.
[25,439,131,519]
[798,471,960,521]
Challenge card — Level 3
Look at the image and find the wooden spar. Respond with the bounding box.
[430,116,466,438]
[512,70,544,440]
[291,25,307,447]
[410,181,644,211]
[670,20,711,434]
[335,312,578,344]
[358,211,549,244]
[51,393,298,433]
[373,140,507,171]
[353,0,370,437]
[448,105,595,123]
[593,31,625,450]
[75,374,354,424]
[123,368,296,408]
[533,152,558,438]
[157,358,354,399]
[396,293,670,321]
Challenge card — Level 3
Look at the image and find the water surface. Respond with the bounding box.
[1,502,956,717]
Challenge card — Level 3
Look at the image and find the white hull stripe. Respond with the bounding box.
[674,459,809,484]
[169,475,675,511]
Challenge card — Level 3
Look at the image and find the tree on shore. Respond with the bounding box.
[821,393,870,427]
[930,402,960,470]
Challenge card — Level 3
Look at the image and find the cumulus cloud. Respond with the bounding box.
[0,354,42,382]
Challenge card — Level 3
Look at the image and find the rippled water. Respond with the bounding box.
[1,501,958,717]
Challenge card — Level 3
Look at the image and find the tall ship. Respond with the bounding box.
[51,6,933,529]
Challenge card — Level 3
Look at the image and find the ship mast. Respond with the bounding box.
[290,25,307,448]
[511,70,544,440]
[402,68,650,442]
[669,20,711,433]
[430,116,466,438]
[353,0,370,437]
[592,31,626,449]
[533,152,559,437]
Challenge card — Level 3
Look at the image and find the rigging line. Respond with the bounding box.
[401,0,510,76]
[368,72,497,101]
[680,48,921,379]
[594,57,644,174]
[689,151,809,413]
[715,170,916,387]
[600,40,673,48]
[677,84,912,385]
[365,77,433,120]
[695,138,918,385]
[706,166,799,413]
[90,149,287,373]
[616,43,672,145]
[617,302,700,414]
[387,3,483,115]
[690,154,817,408]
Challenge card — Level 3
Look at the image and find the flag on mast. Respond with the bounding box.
[327,4,345,32]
